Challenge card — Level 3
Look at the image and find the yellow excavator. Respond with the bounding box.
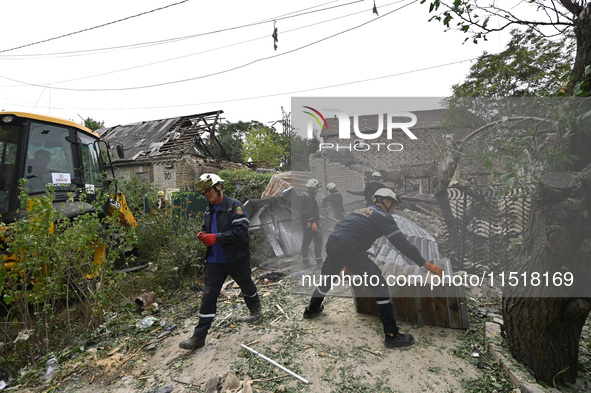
[0,111,137,274]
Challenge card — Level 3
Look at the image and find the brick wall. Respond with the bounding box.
[112,156,247,192]
[317,110,446,195]
[310,157,365,212]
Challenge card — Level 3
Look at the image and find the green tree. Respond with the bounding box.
[82,117,104,131]
[451,28,574,97]
[242,125,288,169]
[424,0,591,385]
[209,121,252,163]
[284,131,320,171]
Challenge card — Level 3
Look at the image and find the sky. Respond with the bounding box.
[0,0,536,129]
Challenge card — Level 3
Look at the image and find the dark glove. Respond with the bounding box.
[200,234,217,246]
[424,262,443,278]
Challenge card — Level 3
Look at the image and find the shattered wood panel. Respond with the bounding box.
[352,258,470,329]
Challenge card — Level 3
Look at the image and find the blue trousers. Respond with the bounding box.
[193,256,259,338]
[301,227,323,263]
[307,236,399,335]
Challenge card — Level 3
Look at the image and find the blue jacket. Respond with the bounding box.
[322,190,345,220]
[330,204,426,266]
[299,190,319,228]
[203,195,250,262]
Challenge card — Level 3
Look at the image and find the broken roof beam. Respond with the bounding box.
[199,110,230,161]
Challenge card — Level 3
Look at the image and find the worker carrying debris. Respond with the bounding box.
[347,171,386,206]
[322,182,345,220]
[179,173,261,351]
[303,188,443,348]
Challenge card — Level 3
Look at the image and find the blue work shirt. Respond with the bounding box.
[330,204,426,266]
[206,203,229,263]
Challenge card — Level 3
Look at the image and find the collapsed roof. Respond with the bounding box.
[97,111,227,162]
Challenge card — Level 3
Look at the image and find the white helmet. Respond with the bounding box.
[199,173,223,185]
[372,171,382,179]
[372,188,400,204]
[306,178,321,188]
[195,173,224,193]
[327,182,336,190]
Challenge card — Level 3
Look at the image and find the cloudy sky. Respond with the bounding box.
[0,0,532,128]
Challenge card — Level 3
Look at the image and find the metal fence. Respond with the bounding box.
[446,184,533,271]
[144,192,209,229]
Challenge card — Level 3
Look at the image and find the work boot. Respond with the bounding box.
[303,304,324,319]
[384,333,415,349]
[243,292,262,323]
[244,302,262,323]
[179,336,205,350]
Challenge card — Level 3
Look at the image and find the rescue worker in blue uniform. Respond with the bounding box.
[347,171,386,206]
[322,182,345,220]
[300,178,323,268]
[179,173,261,350]
[303,188,443,348]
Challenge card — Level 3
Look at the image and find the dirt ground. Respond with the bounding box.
[12,257,488,393]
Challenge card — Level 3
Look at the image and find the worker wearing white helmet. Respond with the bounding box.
[303,188,443,349]
[179,173,261,350]
[347,170,386,206]
[299,178,323,268]
[322,182,345,220]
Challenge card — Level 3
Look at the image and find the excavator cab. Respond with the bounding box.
[0,112,136,272]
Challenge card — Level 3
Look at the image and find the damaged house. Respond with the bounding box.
[97,111,246,192]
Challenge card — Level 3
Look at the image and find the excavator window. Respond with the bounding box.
[0,126,18,214]
[79,133,104,193]
[25,122,76,194]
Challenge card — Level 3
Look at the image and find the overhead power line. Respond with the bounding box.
[4,0,419,91]
[45,0,407,85]
[0,0,191,54]
[0,56,475,112]
[0,0,363,58]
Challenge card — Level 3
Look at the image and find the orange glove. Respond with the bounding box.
[424,262,443,278]
[200,234,217,246]
[311,222,318,232]
[197,231,205,239]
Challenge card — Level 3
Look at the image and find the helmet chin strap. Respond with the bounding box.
[378,198,395,213]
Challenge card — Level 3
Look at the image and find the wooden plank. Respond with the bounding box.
[352,259,469,329]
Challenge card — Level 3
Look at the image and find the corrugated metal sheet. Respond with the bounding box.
[247,187,302,257]
[354,214,469,329]
[260,171,312,198]
[370,214,440,269]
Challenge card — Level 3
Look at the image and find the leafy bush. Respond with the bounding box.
[0,184,136,366]
[119,174,157,215]
[217,169,275,266]
[136,197,206,291]
[218,168,273,202]
[249,229,275,267]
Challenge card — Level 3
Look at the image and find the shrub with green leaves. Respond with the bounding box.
[218,169,274,202]
[137,197,206,291]
[0,183,137,366]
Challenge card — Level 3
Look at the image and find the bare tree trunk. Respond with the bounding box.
[433,137,463,265]
[502,6,591,385]
[565,1,591,97]
[503,166,591,384]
